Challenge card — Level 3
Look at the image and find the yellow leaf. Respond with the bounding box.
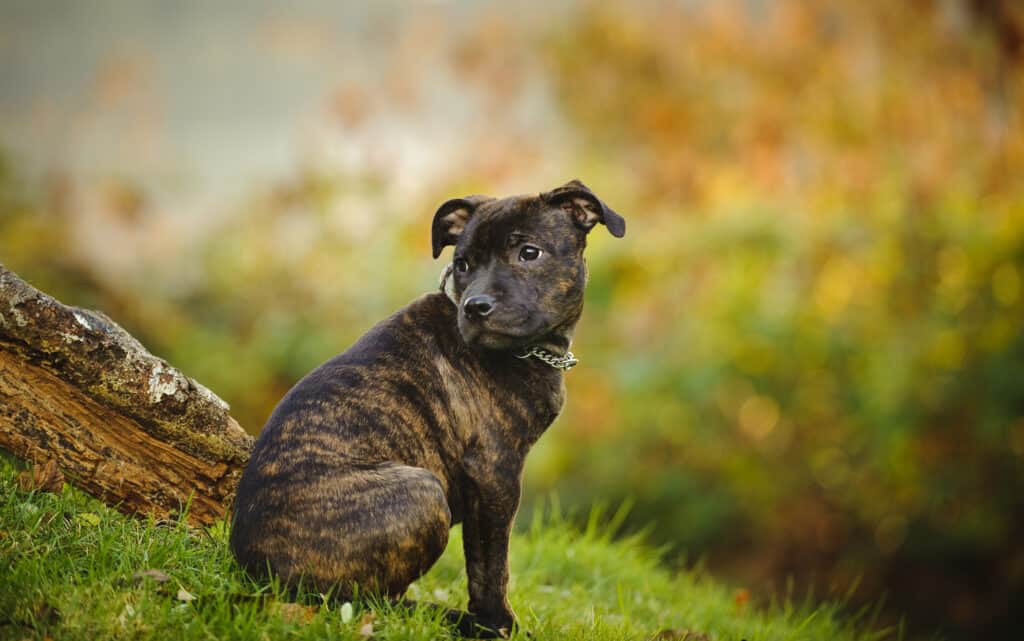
[75,513,101,527]
[271,602,316,625]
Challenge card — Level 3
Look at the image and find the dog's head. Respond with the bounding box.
[431,179,625,351]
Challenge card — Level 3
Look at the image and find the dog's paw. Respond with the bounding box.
[447,610,520,639]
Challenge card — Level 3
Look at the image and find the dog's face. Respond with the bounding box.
[432,180,625,350]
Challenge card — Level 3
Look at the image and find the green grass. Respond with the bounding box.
[0,455,899,641]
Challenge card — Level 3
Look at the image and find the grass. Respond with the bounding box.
[0,454,900,641]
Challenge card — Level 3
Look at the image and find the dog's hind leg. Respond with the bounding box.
[232,462,451,598]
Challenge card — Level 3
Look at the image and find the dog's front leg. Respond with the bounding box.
[461,463,521,638]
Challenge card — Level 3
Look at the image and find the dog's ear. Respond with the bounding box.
[543,179,626,238]
[431,195,493,258]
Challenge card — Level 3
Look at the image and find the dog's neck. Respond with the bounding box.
[421,292,568,450]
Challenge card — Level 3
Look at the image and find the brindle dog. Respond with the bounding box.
[230,180,625,637]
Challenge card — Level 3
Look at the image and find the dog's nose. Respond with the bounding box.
[463,295,495,318]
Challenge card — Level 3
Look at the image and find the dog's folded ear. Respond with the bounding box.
[431,195,494,258]
[543,179,626,238]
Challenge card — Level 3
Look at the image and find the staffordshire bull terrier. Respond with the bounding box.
[230,179,625,637]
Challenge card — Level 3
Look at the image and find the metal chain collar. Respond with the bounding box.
[515,346,579,371]
[441,262,579,372]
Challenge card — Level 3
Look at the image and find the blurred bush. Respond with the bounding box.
[1,1,1022,639]
[535,5,1024,638]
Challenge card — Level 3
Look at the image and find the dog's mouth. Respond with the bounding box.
[465,330,530,351]
[457,311,548,351]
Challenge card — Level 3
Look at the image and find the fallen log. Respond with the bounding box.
[0,264,254,526]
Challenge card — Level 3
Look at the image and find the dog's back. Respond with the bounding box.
[230,294,461,595]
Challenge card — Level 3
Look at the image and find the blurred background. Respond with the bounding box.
[1,1,1022,639]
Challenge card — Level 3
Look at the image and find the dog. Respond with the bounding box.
[230,180,625,637]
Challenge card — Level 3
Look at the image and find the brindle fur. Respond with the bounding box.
[230,180,625,637]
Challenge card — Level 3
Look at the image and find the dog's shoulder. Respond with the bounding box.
[260,293,459,425]
[348,292,459,363]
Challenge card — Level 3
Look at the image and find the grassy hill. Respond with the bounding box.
[0,455,898,641]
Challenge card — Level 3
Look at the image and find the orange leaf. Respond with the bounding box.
[734,588,751,610]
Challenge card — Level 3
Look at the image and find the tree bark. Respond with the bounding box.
[0,264,253,526]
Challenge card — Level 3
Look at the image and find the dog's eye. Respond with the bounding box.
[454,258,470,273]
[518,245,542,262]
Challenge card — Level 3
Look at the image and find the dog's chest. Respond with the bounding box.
[437,356,564,451]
